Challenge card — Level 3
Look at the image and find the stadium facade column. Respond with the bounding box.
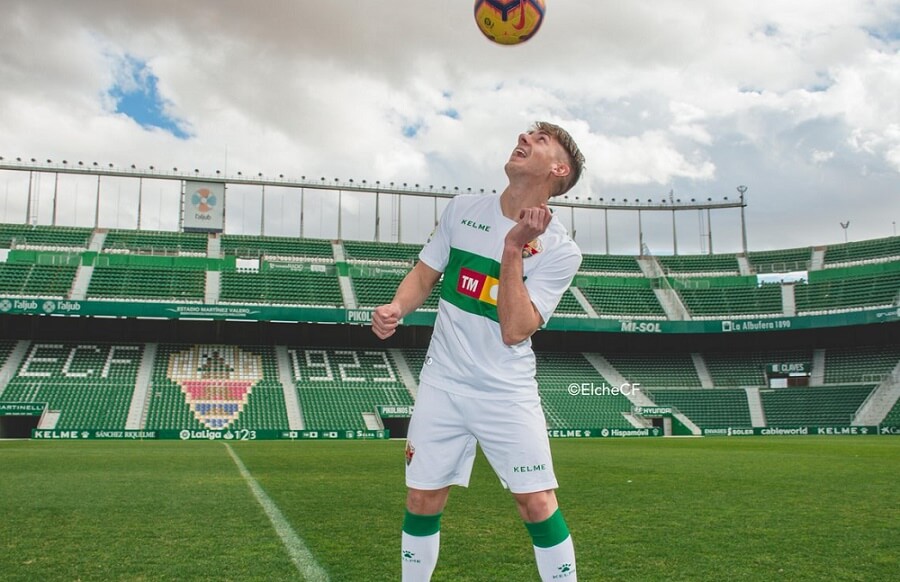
[94,174,101,228]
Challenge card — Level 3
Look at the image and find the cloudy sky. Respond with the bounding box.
[1,0,898,255]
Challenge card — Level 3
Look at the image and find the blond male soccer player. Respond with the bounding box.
[372,121,585,581]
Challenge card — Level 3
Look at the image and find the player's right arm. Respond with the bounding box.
[372,261,442,340]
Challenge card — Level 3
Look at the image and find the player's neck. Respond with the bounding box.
[499,183,551,220]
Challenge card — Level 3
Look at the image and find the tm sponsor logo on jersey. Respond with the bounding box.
[457,267,499,306]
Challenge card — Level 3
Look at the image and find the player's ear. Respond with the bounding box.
[551,161,571,178]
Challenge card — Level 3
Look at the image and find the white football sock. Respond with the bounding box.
[533,535,577,581]
[401,531,440,582]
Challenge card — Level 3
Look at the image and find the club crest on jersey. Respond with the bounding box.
[522,238,543,258]
[456,267,499,306]
[405,442,415,465]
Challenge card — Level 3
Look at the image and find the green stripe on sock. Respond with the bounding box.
[403,510,442,537]
[525,508,570,548]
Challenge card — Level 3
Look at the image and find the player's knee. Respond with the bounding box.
[514,490,558,523]
[406,487,450,515]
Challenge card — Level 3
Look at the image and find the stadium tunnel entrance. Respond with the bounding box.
[0,414,41,438]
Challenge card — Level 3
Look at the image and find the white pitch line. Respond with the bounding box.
[225,443,330,582]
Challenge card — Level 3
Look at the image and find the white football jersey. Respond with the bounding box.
[418,194,581,398]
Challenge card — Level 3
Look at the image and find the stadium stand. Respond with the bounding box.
[553,289,589,316]
[401,348,428,384]
[577,282,666,317]
[0,223,92,250]
[352,270,441,310]
[87,264,206,301]
[1,221,899,434]
[0,338,14,360]
[823,236,900,266]
[759,385,876,425]
[145,344,288,431]
[103,228,208,255]
[220,268,343,306]
[289,348,413,429]
[882,400,900,426]
[536,352,633,428]
[657,253,739,275]
[794,269,900,313]
[823,345,900,384]
[0,263,76,297]
[647,389,753,427]
[679,284,783,317]
[343,240,422,263]
[602,352,702,387]
[703,349,813,387]
[220,234,333,259]
[578,253,642,274]
[747,246,812,274]
[1,342,142,428]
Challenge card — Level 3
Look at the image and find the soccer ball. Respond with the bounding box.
[474,0,546,46]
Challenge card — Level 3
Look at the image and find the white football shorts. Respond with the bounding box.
[405,381,559,494]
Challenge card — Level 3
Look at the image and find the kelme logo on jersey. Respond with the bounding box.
[457,267,499,306]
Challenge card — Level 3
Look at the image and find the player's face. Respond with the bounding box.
[506,130,565,182]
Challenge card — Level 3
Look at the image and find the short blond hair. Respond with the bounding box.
[533,121,585,197]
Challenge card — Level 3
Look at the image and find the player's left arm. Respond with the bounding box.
[497,204,552,346]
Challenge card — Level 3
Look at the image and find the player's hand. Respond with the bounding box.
[505,203,552,249]
[372,302,402,339]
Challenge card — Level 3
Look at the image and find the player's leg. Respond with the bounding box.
[402,487,449,582]
[402,384,477,582]
[514,489,577,581]
[473,396,577,580]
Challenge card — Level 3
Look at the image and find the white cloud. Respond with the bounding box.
[0,0,898,248]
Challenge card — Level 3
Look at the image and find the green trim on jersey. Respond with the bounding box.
[440,246,502,322]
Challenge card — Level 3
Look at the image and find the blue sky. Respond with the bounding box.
[108,56,189,139]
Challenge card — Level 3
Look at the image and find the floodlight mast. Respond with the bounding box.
[738,185,749,254]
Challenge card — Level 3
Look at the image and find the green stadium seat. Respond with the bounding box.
[104,229,208,255]
[823,236,900,266]
[87,265,205,301]
[760,385,876,425]
[536,352,633,428]
[578,254,642,274]
[648,389,752,427]
[794,271,900,313]
[0,263,76,297]
[824,345,900,384]
[603,352,702,387]
[0,223,92,250]
[343,240,422,263]
[144,344,288,431]
[748,246,812,274]
[1,342,143,428]
[220,270,343,306]
[290,348,413,429]
[703,349,812,387]
[657,253,739,275]
[221,234,333,259]
[679,285,783,317]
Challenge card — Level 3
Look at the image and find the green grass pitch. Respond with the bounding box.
[1,437,897,581]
